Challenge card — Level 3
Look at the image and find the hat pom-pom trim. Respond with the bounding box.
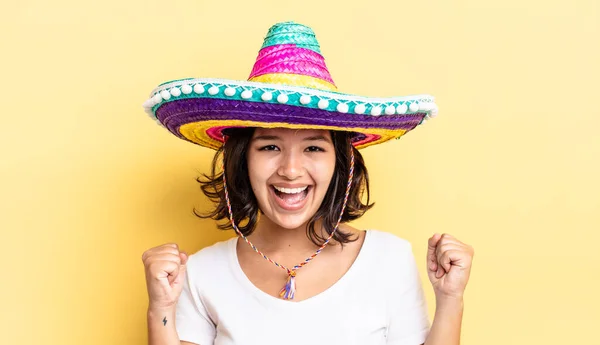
[143,78,438,126]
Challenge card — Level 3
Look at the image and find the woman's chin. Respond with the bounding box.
[263,211,312,230]
[273,216,309,230]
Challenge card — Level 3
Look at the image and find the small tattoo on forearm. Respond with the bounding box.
[162,316,167,326]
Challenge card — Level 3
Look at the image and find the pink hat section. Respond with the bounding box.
[352,133,381,147]
[248,44,336,85]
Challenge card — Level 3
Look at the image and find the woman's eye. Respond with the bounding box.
[259,145,279,151]
[305,146,325,152]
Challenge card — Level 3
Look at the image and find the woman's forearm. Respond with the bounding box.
[424,296,464,345]
[147,307,181,345]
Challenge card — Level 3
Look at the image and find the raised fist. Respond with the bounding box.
[142,243,189,310]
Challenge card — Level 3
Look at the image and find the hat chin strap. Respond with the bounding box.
[221,134,355,300]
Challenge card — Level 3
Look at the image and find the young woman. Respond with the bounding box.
[141,22,474,345]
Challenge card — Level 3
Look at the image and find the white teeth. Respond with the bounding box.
[273,186,308,194]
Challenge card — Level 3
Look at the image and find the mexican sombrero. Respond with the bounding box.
[142,21,438,150]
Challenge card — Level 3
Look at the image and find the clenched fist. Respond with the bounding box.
[142,243,189,310]
[426,233,474,300]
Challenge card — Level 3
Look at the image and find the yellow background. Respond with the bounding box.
[1,0,598,344]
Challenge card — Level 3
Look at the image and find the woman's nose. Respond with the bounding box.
[277,152,304,180]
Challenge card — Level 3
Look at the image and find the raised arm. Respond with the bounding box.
[142,243,193,345]
[424,233,474,345]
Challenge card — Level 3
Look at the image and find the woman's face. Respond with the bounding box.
[246,127,336,230]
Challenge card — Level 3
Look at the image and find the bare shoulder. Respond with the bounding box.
[338,223,365,240]
[181,341,199,345]
[333,224,367,248]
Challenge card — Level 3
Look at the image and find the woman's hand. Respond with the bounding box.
[426,233,474,300]
[142,243,189,311]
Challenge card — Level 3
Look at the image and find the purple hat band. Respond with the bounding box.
[156,98,425,142]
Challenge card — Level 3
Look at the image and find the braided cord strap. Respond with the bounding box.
[221,137,355,300]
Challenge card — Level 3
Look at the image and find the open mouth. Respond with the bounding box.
[271,185,311,206]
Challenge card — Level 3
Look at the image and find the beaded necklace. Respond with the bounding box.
[221,140,354,300]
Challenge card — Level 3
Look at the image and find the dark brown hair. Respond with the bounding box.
[194,127,374,245]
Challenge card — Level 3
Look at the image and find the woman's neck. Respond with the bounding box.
[248,216,329,254]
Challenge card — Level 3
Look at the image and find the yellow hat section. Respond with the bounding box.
[178,119,408,150]
[249,73,337,92]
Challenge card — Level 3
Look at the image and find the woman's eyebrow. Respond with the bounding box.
[252,134,331,143]
[252,135,281,141]
[303,135,332,143]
